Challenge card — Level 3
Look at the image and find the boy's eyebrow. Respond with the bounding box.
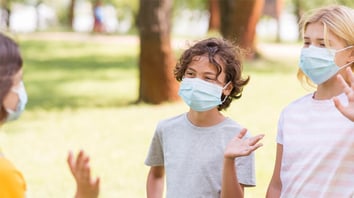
[186,67,217,76]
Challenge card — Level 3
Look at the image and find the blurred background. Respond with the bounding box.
[1,0,353,197]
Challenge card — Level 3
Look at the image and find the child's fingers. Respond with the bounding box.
[93,177,100,189]
[250,143,263,152]
[337,74,352,96]
[237,128,247,139]
[67,151,75,173]
[346,67,354,87]
[248,134,265,146]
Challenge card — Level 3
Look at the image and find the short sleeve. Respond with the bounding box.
[276,111,285,145]
[145,123,164,166]
[0,158,26,198]
[235,152,256,186]
[234,130,256,186]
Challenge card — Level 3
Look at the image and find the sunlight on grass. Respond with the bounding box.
[0,34,311,198]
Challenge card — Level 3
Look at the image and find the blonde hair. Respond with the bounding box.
[297,5,354,86]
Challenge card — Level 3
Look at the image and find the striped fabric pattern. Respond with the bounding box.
[277,93,354,198]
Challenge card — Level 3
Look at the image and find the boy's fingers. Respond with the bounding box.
[248,134,264,146]
[237,128,247,139]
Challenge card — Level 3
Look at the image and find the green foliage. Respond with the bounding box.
[20,36,139,110]
[292,0,354,11]
[173,0,207,10]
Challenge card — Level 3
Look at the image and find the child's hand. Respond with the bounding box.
[333,67,354,121]
[224,128,264,159]
[67,150,100,198]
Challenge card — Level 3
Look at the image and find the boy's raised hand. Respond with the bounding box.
[67,150,100,198]
[333,67,354,121]
[224,128,264,159]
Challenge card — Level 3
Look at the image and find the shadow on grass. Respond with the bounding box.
[22,40,140,110]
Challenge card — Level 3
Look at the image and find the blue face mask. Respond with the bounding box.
[178,78,229,112]
[299,45,354,85]
[5,81,28,122]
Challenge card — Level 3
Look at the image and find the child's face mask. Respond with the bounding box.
[299,45,354,85]
[178,78,229,112]
[5,81,28,122]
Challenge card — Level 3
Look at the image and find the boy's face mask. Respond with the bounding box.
[299,45,354,85]
[178,77,229,112]
[5,81,28,122]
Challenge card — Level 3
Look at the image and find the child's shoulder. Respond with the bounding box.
[284,93,313,109]
[157,113,186,127]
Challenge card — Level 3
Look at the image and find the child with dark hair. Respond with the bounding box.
[145,37,264,198]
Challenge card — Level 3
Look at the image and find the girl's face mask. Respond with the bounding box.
[5,81,28,122]
[178,77,229,112]
[299,45,354,85]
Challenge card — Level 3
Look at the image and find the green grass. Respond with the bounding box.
[0,34,311,197]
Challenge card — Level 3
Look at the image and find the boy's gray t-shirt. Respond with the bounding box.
[145,113,256,198]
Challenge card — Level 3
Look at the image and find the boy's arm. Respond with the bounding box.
[147,166,165,198]
[220,158,244,198]
[266,144,283,198]
[221,128,263,198]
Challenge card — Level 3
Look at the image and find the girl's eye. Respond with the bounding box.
[319,43,326,47]
[304,42,310,46]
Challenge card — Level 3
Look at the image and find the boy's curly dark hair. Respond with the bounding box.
[174,37,250,111]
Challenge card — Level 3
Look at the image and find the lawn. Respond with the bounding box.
[0,33,310,197]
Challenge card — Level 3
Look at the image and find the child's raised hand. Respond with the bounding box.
[67,150,100,198]
[333,67,354,121]
[224,128,264,159]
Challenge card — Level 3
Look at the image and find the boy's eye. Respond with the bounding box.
[185,72,194,77]
[204,77,216,82]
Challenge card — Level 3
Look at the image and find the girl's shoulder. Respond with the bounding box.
[284,93,313,109]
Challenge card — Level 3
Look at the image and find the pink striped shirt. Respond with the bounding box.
[277,93,354,198]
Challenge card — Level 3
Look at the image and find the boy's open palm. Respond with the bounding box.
[224,128,264,159]
[333,67,354,121]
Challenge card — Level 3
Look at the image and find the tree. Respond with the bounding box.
[0,0,12,30]
[220,0,265,59]
[208,0,220,31]
[68,0,76,30]
[263,0,284,42]
[137,0,179,104]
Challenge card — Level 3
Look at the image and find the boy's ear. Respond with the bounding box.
[223,83,233,96]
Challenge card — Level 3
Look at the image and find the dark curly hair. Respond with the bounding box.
[174,37,250,111]
[0,33,23,122]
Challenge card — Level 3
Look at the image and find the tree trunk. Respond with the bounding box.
[1,0,10,29]
[274,0,284,43]
[137,0,179,104]
[208,0,220,31]
[68,0,76,30]
[293,0,303,41]
[220,0,265,59]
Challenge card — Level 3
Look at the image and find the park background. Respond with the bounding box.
[1,0,353,197]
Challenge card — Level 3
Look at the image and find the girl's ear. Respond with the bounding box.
[350,49,354,62]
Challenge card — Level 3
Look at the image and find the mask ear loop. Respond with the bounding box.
[336,46,354,70]
[221,81,232,103]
